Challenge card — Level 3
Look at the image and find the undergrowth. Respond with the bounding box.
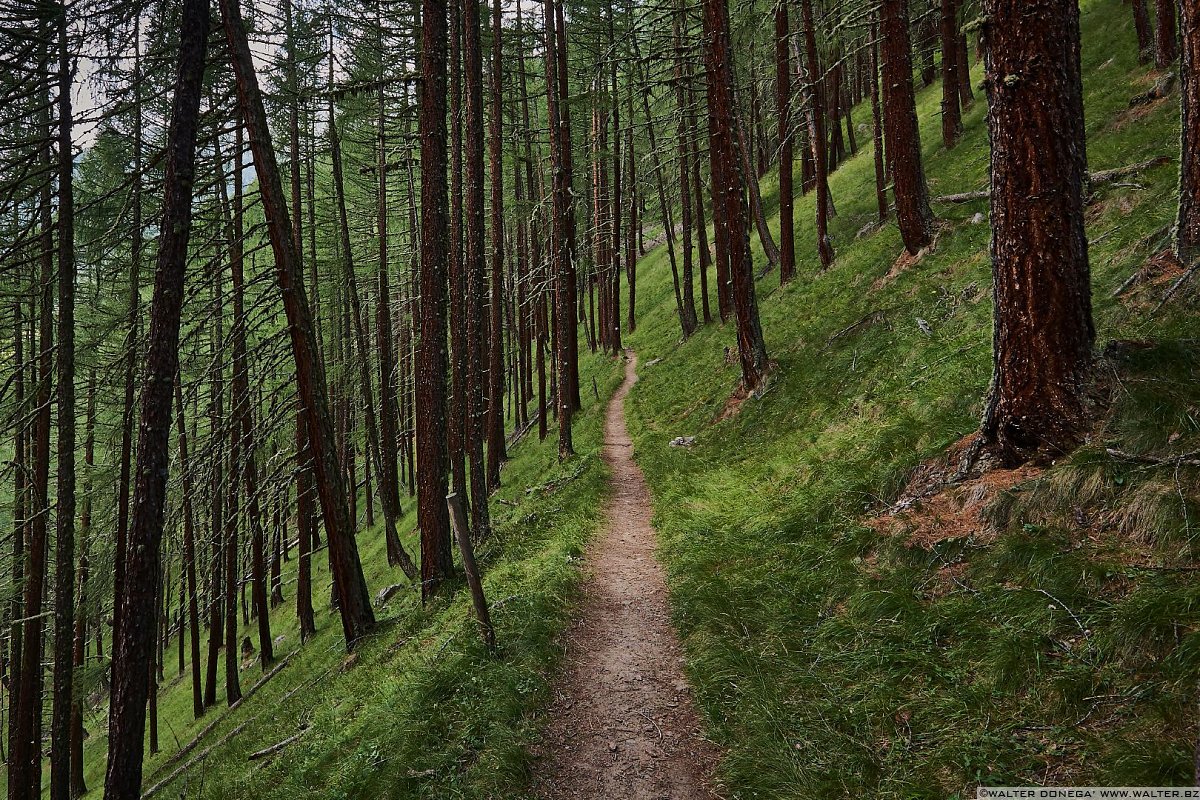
[52,352,623,799]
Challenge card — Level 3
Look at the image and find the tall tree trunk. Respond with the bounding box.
[673,10,699,332]
[102,0,208,792]
[1132,0,1154,62]
[417,0,457,596]
[70,374,94,798]
[979,0,1094,465]
[50,5,77,796]
[295,412,317,640]
[113,17,144,661]
[487,0,508,487]
[555,1,582,413]
[466,0,495,537]
[7,296,25,781]
[449,0,470,517]
[220,0,376,643]
[173,379,204,719]
[940,0,963,147]
[1175,0,1200,263]
[547,0,575,458]
[703,0,770,390]
[776,0,796,284]
[1157,0,1178,68]
[800,0,835,267]
[881,0,935,253]
[12,39,54,800]
[869,11,889,222]
[328,96,417,577]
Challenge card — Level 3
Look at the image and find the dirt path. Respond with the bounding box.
[534,352,721,800]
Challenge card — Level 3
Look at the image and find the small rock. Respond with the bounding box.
[669,436,695,448]
[916,318,933,336]
[608,741,618,752]
[971,212,985,225]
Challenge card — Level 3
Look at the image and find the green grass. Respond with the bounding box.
[624,1,1200,796]
[50,349,623,799]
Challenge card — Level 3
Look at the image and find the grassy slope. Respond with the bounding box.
[55,351,623,798]
[625,1,1200,796]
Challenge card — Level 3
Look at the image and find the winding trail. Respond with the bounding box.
[534,351,721,800]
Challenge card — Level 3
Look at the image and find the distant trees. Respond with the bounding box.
[978,0,1095,465]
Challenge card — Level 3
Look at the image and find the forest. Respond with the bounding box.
[1,0,1199,795]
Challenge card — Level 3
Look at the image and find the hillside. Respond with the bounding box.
[623,0,1200,795]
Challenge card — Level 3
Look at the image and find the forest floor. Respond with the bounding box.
[533,352,721,800]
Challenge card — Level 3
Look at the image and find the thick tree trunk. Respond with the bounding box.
[220,0,376,643]
[1157,0,1178,68]
[881,0,935,254]
[703,0,770,390]
[1132,0,1154,62]
[102,1,208,794]
[979,0,1095,465]
[417,0,457,595]
[1176,0,1200,264]
[940,0,963,148]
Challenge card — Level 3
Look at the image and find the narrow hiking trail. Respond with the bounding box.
[534,352,721,800]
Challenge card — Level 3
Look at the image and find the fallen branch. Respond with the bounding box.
[1105,447,1200,468]
[142,654,293,787]
[932,189,988,205]
[248,729,307,761]
[1089,156,1171,186]
[934,157,1171,205]
[141,723,250,799]
[823,310,889,349]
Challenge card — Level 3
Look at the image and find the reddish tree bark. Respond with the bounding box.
[1176,0,1200,263]
[881,0,935,254]
[220,0,376,642]
[703,0,770,390]
[416,0,457,594]
[776,0,796,283]
[102,0,208,793]
[979,0,1095,465]
[1157,0,1178,68]
[940,0,963,148]
[1132,0,1154,62]
[800,0,835,267]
